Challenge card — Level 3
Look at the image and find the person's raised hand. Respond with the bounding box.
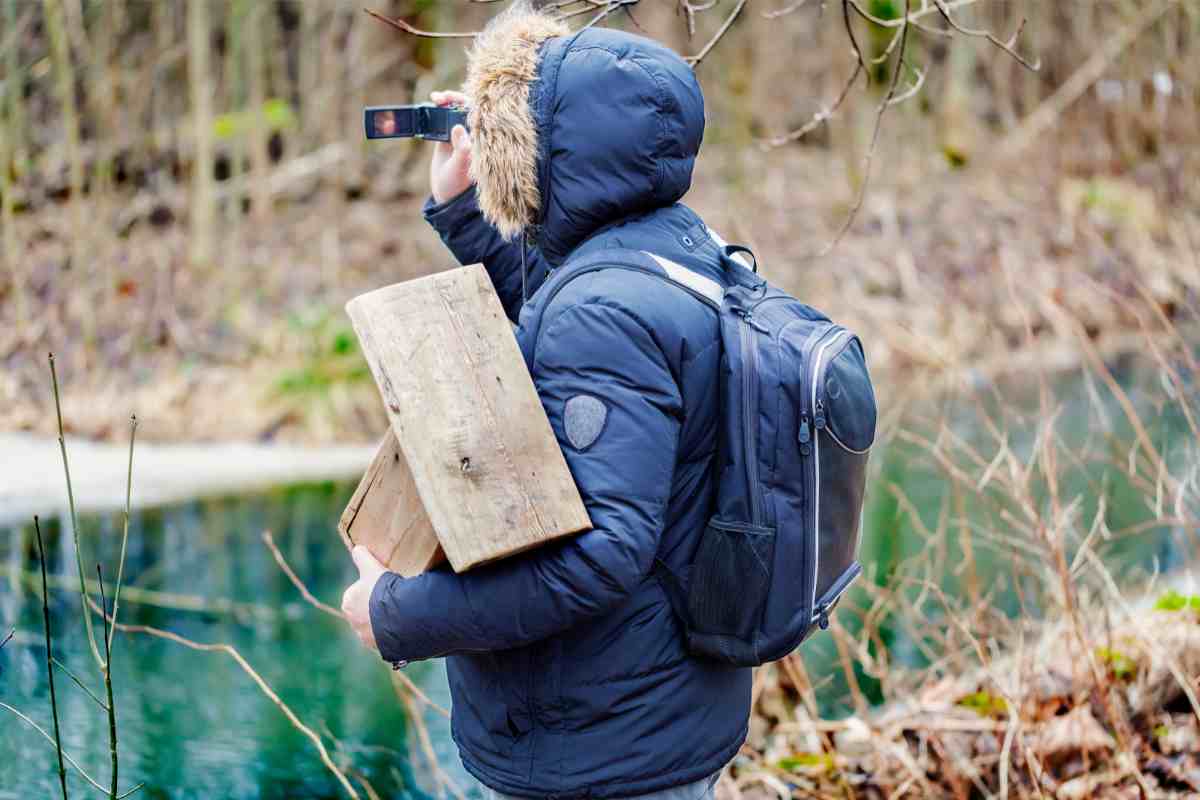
[341,545,388,651]
[429,90,473,205]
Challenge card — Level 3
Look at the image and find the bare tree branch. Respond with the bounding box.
[814,0,913,258]
[686,0,749,67]
[932,0,1039,71]
[258,530,452,720]
[763,61,863,147]
[762,0,810,20]
[363,8,478,39]
[87,595,361,800]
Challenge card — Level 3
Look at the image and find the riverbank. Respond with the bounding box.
[0,432,372,525]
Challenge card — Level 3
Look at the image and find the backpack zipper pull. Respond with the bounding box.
[737,309,769,333]
[814,398,827,430]
[798,415,811,455]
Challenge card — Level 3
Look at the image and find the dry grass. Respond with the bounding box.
[723,289,1199,799]
[1,0,1197,443]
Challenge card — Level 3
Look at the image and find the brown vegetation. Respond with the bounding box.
[0,0,1196,442]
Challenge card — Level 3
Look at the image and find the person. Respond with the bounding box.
[341,5,750,798]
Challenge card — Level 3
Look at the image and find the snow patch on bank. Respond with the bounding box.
[0,433,374,525]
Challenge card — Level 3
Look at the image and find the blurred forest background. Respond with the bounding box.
[0,0,1195,443]
[2,2,1200,798]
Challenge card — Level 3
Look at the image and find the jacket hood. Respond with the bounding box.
[465,5,705,265]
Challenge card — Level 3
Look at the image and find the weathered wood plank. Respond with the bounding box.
[346,264,592,572]
[337,429,445,578]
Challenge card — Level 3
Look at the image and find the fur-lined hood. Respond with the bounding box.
[465,5,705,265]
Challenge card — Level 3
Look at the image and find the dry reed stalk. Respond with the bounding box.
[49,352,104,668]
[35,516,70,800]
[0,701,142,798]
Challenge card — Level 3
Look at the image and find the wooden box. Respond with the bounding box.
[341,264,592,574]
[337,429,445,577]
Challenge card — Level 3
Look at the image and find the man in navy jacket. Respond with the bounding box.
[341,6,751,797]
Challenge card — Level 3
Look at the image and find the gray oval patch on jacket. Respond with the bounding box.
[564,394,607,450]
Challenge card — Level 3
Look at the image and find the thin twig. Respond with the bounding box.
[686,0,748,67]
[49,353,104,668]
[109,414,137,651]
[363,8,478,39]
[87,596,360,799]
[262,530,343,619]
[36,517,70,800]
[53,656,109,712]
[259,530,451,719]
[813,0,912,258]
[98,565,119,800]
[762,0,810,20]
[0,702,143,798]
[392,675,465,800]
[0,627,12,651]
[763,61,863,147]
[932,0,1039,71]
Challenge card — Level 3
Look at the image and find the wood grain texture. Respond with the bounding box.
[346,264,592,572]
[337,429,445,578]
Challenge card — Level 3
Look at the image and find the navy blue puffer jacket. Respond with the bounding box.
[369,13,752,798]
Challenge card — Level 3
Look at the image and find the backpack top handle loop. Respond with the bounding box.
[722,244,758,274]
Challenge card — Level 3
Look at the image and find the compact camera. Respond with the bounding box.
[363,104,468,142]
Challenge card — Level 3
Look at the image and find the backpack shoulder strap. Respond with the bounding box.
[522,247,723,368]
[640,252,724,306]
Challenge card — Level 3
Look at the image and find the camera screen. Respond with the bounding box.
[373,110,398,137]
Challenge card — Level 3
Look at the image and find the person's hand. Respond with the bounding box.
[429,90,473,204]
[341,545,388,651]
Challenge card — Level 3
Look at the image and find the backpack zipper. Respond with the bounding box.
[804,327,851,619]
[813,562,863,629]
[738,311,764,525]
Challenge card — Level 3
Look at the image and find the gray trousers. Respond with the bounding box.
[479,771,722,800]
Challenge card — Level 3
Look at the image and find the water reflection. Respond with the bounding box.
[1,483,468,799]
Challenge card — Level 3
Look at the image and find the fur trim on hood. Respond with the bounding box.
[465,5,567,241]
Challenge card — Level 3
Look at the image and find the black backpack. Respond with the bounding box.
[529,245,877,667]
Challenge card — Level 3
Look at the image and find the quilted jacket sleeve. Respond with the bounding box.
[423,186,552,322]
[368,299,682,663]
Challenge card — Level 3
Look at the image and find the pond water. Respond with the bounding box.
[1,484,467,799]
[1,353,1195,797]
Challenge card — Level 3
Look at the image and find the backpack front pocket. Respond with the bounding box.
[686,517,775,649]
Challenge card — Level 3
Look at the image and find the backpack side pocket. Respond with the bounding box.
[685,517,775,666]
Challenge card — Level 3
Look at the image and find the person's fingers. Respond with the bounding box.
[431,90,469,108]
[450,124,471,153]
[351,545,377,574]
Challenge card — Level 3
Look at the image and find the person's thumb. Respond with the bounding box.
[351,545,384,577]
[449,125,472,164]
